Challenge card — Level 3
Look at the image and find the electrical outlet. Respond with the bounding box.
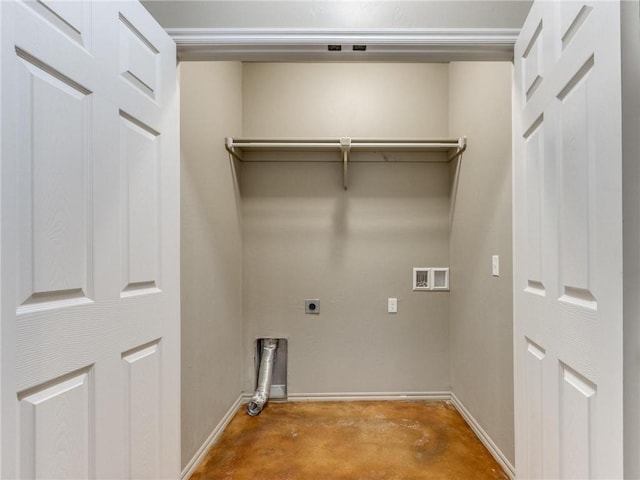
[305,299,320,314]
[388,297,398,313]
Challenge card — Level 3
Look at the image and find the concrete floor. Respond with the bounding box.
[190,400,508,480]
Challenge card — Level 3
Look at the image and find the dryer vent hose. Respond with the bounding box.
[246,338,278,416]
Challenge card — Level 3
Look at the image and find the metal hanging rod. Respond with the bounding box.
[225,136,467,190]
[225,137,465,153]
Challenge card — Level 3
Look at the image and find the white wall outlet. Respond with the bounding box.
[388,297,398,313]
[492,255,500,277]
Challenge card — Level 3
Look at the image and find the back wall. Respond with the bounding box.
[241,63,452,395]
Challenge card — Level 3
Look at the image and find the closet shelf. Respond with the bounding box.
[225,136,467,190]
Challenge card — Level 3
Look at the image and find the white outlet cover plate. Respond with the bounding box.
[492,255,500,276]
[388,297,398,313]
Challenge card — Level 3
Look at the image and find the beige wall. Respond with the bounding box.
[180,62,244,468]
[242,63,449,138]
[241,63,451,394]
[448,62,514,464]
[622,1,640,476]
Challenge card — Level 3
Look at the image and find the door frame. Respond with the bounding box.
[167,27,520,62]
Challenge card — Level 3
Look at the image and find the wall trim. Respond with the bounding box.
[287,391,451,402]
[183,391,513,480]
[180,394,245,480]
[450,393,515,479]
[167,28,519,62]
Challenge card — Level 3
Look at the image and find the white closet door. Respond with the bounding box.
[0,1,179,478]
[513,1,622,478]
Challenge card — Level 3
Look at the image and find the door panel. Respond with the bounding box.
[19,368,93,480]
[514,1,622,478]
[1,1,179,478]
[122,341,161,479]
[23,1,92,49]
[15,48,92,310]
[559,363,596,479]
[120,111,160,294]
[523,339,544,478]
[119,14,159,100]
[524,115,544,294]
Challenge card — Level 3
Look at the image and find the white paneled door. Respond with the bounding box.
[513,1,622,478]
[0,1,179,478]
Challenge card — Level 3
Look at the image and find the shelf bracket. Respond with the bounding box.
[225,137,243,162]
[340,137,351,190]
[448,136,467,162]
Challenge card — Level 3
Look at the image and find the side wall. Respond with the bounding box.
[241,63,451,395]
[448,62,514,465]
[179,62,244,468]
[622,1,640,477]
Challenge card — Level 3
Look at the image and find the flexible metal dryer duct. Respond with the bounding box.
[247,338,278,416]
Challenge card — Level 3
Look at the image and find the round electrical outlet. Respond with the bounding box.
[305,299,320,314]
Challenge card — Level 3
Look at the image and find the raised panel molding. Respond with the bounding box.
[557,55,597,310]
[119,13,159,99]
[560,4,593,51]
[524,339,545,479]
[122,341,161,480]
[24,0,92,50]
[522,21,544,101]
[120,111,160,297]
[524,115,545,296]
[560,363,596,479]
[167,28,520,62]
[18,367,94,480]
[15,48,93,314]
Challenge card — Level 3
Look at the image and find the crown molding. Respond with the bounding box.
[168,28,519,62]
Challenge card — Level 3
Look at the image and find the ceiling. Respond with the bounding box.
[142,1,532,30]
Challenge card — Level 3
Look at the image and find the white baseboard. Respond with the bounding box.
[180,394,245,480]
[287,391,451,402]
[450,393,515,479]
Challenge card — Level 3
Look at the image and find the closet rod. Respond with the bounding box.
[226,138,463,151]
